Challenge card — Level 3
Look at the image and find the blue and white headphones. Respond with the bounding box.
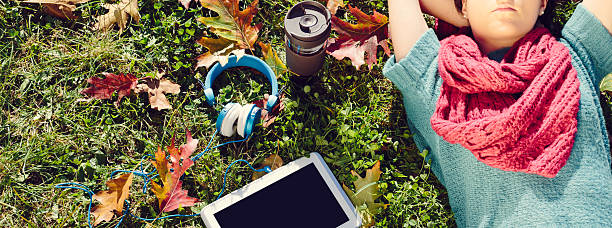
[203,54,279,138]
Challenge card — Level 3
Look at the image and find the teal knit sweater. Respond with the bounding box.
[383,4,612,227]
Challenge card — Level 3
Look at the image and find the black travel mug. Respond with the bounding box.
[284,1,331,76]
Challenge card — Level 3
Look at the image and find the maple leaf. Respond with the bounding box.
[21,0,89,19]
[91,173,134,226]
[258,42,287,77]
[134,78,181,110]
[81,72,139,106]
[195,0,262,69]
[151,129,199,212]
[326,5,390,70]
[251,93,285,128]
[251,154,283,180]
[94,0,140,32]
[342,160,387,227]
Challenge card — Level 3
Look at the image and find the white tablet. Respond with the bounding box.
[200,152,361,228]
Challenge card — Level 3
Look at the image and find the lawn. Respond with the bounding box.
[0,0,590,227]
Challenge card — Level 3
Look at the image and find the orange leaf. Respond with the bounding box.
[91,173,134,226]
[326,5,390,70]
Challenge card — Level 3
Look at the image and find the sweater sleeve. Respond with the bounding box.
[383,28,442,157]
[562,4,612,85]
[383,28,442,105]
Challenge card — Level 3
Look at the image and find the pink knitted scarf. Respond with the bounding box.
[431,27,581,178]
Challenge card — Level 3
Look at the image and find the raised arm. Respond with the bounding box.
[581,0,612,35]
[388,0,429,61]
[419,0,469,28]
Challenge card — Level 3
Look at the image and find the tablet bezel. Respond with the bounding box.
[200,152,361,228]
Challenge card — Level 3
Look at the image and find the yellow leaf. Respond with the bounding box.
[343,160,385,227]
[258,42,287,78]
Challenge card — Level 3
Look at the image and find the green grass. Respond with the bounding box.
[0,0,587,227]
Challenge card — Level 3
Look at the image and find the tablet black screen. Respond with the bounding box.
[213,163,350,227]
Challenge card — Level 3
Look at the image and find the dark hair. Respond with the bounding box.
[452,0,580,37]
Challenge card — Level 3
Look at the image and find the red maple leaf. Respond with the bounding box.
[80,72,139,106]
[326,5,391,70]
[151,129,199,213]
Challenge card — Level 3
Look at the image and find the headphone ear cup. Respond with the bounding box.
[237,104,261,138]
[219,103,242,137]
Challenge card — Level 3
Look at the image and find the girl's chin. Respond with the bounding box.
[475,25,527,39]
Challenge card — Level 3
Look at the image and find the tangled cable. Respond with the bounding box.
[54,130,271,228]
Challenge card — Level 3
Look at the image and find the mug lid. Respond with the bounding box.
[284,1,331,42]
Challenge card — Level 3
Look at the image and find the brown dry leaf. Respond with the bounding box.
[134,78,180,110]
[94,0,140,32]
[252,154,283,180]
[91,173,134,226]
[21,0,89,19]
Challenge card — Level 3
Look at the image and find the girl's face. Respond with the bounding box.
[462,0,548,52]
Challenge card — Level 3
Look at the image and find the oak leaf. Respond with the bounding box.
[258,42,287,77]
[91,173,134,226]
[342,160,387,227]
[195,0,262,69]
[251,154,283,180]
[134,78,181,110]
[326,5,390,70]
[94,0,140,32]
[21,0,89,19]
[81,72,139,106]
[151,129,199,212]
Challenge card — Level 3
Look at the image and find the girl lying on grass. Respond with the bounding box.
[384,0,612,226]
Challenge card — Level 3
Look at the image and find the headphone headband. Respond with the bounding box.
[203,54,279,111]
